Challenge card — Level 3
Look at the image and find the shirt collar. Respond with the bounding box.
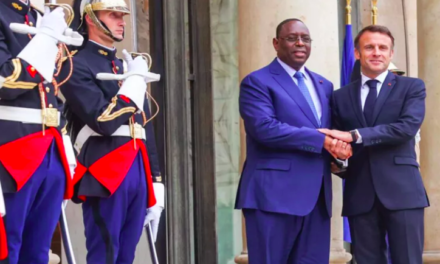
[277,57,308,79]
[361,70,389,88]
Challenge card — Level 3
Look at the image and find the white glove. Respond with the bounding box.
[415,129,421,144]
[17,7,68,82]
[62,135,77,179]
[116,49,148,109]
[96,50,160,84]
[143,183,165,242]
[38,7,68,43]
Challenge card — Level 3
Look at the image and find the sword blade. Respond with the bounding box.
[145,223,159,264]
[59,205,77,264]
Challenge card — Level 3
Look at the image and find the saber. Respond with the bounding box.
[145,223,159,264]
[60,202,77,264]
[96,71,160,82]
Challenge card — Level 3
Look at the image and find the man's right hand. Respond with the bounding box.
[122,49,149,76]
[39,7,68,43]
[324,135,352,159]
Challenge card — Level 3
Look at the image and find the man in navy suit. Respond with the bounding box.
[235,19,351,263]
[321,25,429,264]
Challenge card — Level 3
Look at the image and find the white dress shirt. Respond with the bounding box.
[277,58,322,120]
[355,70,389,143]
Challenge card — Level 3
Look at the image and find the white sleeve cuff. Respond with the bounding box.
[355,129,363,144]
[0,75,4,88]
[153,183,165,208]
[335,158,348,168]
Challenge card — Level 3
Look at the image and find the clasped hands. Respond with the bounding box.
[318,129,353,160]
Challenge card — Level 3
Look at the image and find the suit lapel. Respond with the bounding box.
[372,72,396,125]
[270,60,319,128]
[306,68,327,127]
[348,79,367,127]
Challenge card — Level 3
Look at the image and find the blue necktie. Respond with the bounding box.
[294,72,320,126]
[364,79,379,126]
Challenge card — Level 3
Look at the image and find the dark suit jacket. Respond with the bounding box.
[235,58,334,217]
[332,71,429,216]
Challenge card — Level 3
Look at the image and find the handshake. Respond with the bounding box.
[318,129,355,173]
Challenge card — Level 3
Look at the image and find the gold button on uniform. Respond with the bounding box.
[46,87,50,93]
[29,22,33,26]
[48,104,53,108]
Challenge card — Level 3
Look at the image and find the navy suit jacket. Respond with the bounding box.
[332,71,429,216]
[235,58,334,217]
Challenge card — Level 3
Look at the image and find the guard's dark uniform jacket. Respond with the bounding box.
[0,0,73,196]
[0,1,74,262]
[60,40,161,207]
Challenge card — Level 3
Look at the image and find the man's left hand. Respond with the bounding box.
[318,129,353,143]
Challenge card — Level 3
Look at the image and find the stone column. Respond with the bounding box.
[329,177,352,264]
[235,1,351,263]
[235,119,248,264]
[418,1,440,263]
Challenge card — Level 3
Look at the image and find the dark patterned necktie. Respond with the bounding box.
[364,79,379,126]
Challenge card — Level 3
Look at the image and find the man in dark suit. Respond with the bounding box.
[235,19,351,264]
[321,25,429,264]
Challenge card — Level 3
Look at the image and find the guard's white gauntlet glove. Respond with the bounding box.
[143,183,165,242]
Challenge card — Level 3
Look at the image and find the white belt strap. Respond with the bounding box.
[74,125,147,153]
[0,105,60,125]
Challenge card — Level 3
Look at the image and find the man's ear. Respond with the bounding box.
[355,48,360,60]
[84,14,92,25]
[273,37,279,52]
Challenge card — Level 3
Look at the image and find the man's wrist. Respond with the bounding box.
[350,129,362,144]
[350,130,358,142]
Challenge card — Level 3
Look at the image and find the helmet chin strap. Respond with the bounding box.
[99,19,124,42]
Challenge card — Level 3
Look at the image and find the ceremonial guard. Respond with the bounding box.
[0,0,79,263]
[60,0,164,262]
